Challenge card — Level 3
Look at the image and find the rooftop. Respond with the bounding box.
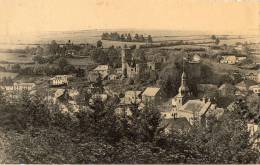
[218,83,235,90]
[125,90,142,97]
[182,99,211,114]
[94,65,109,71]
[142,87,160,97]
[235,80,256,88]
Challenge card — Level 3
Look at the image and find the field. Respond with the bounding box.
[0,72,18,79]
[0,52,33,63]
[0,29,259,64]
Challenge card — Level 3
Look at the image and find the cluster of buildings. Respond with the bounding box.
[220,55,247,65]
[88,45,166,82]
[0,40,259,143]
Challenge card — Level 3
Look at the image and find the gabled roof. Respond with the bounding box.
[249,84,260,90]
[235,80,256,88]
[13,82,35,87]
[182,99,211,114]
[94,65,109,71]
[218,83,236,90]
[142,87,160,97]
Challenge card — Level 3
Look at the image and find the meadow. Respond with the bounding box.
[0,52,33,63]
[0,72,18,79]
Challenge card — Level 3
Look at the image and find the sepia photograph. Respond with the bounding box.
[0,0,260,163]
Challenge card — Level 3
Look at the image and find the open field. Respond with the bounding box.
[0,52,33,63]
[0,72,18,79]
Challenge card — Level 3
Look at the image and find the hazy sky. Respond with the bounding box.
[0,0,259,37]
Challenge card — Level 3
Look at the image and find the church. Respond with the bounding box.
[121,45,160,79]
[161,62,223,126]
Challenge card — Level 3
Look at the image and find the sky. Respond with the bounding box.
[0,0,259,38]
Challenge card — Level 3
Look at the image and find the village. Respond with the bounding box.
[0,33,260,147]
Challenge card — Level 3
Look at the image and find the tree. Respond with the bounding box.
[0,89,6,104]
[126,33,132,42]
[57,58,69,69]
[97,40,103,48]
[36,46,44,56]
[122,34,127,41]
[49,40,59,55]
[134,34,139,41]
[211,35,217,40]
[147,35,153,43]
[63,64,75,74]
[127,103,161,142]
[139,35,145,42]
[11,64,21,72]
[215,38,220,45]
[33,55,47,64]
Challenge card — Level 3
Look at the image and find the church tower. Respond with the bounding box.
[175,58,190,108]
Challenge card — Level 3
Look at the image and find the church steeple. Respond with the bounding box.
[178,57,189,96]
[175,57,190,108]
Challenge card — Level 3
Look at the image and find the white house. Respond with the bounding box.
[13,83,35,91]
[249,84,260,94]
[93,65,110,79]
[124,90,142,104]
[247,123,260,150]
[142,87,161,104]
[49,75,68,86]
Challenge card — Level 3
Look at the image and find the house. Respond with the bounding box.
[65,50,76,56]
[49,75,68,87]
[168,70,222,126]
[93,65,110,79]
[88,71,101,83]
[220,55,247,64]
[218,83,236,96]
[249,84,260,94]
[115,106,133,117]
[190,54,201,63]
[142,87,161,104]
[13,83,35,91]
[220,56,237,64]
[235,80,256,92]
[245,72,257,82]
[123,90,142,104]
[0,85,15,91]
[51,88,80,112]
[147,62,161,71]
[247,123,260,150]
[235,44,244,51]
[176,98,212,125]
[236,56,247,62]
[108,73,120,80]
[121,46,161,79]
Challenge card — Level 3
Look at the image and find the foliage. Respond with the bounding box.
[101,32,151,42]
[0,90,258,163]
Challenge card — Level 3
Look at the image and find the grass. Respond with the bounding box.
[0,52,33,63]
[0,72,18,79]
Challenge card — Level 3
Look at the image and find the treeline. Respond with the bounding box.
[101,32,153,43]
